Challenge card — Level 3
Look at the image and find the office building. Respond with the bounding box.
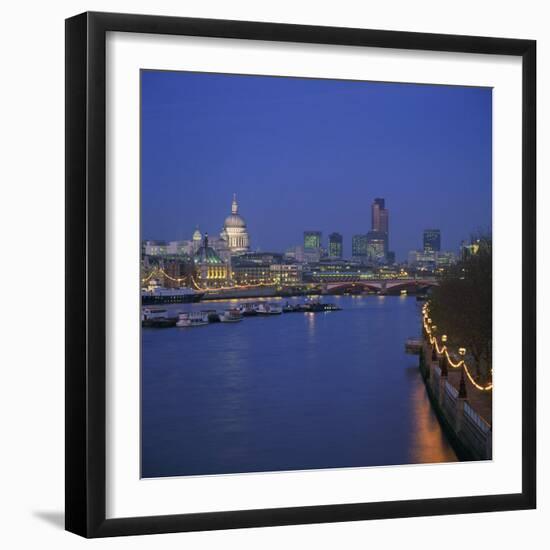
[423,229,441,252]
[366,230,387,263]
[304,231,322,251]
[352,234,369,261]
[371,198,389,256]
[328,232,343,259]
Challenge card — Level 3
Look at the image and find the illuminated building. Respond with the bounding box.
[285,245,305,263]
[366,230,387,263]
[408,250,456,271]
[304,231,322,251]
[328,232,343,259]
[423,229,441,252]
[270,263,303,285]
[222,194,250,254]
[303,249,321,264]
[408,250,436,270]
[194,234,229,287]
[372,198,389,233]
[302,261,373,283]
[352,234,369,261]
[231,263,273,285]
[192,227,202,253]
[166,240,193,255]
[231,253,298,285]
[436,251,456,268]
[144,240,168,256]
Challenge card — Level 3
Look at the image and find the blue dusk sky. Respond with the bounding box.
[141,70,492,261]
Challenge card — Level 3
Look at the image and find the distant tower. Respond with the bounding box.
[192,226,202,253]
[371,198,388,233]
[371,198,389,256]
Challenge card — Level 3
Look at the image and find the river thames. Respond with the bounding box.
[141,295,457,478]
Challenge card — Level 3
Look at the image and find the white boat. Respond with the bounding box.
[142,307,177,327]
[267,303,283,314]
[219,309,243,323]
[256,302,283,315]
[176,311,209,327]
[142,307,168,321]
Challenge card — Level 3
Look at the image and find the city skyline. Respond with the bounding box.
[141,70,492,261]
[142,193,477,262]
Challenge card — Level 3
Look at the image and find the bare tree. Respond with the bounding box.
[429,235,492,382]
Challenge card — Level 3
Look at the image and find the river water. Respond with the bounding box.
[141,295,457,478]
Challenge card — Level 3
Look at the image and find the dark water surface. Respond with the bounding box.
[141,295,456,478]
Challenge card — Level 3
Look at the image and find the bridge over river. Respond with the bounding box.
[323,278,439,295]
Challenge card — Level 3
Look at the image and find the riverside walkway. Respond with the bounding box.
[412,303,493,460]
[446,366,492,425]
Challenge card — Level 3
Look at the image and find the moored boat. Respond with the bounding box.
[141,307,177,328]
[238,303,258,317]
[256,302,283,315]
[299,297,342,312]
[200,309,221,323]
[267,302,283,314]
[219,309,243,323]
[141,280,204,305]
[176,311,209,327]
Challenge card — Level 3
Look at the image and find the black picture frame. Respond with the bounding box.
[65,11,536,538]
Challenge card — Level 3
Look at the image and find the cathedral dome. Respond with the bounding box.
[192,227,202,241]
[221,194,250,254]
[223,194,247,229]
[224,214,246,228]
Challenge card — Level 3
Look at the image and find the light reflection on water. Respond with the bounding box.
[141,295,457,478]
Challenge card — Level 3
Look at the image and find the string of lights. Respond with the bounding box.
[422,303,493,392]
[142,268,280,292]
[142,268,187,284]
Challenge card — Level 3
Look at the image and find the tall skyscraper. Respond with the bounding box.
[423,229,441,252]
[372,198,389,233]
[303,231,322,251]
[328,232,343,259]
[371,198,389,256]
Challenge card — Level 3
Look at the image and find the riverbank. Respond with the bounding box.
[418,340,492,461]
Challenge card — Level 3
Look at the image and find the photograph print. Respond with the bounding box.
[140,69,493,479]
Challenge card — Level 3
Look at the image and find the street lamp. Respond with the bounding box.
[458,347,468,398]
[441,334,447,344]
